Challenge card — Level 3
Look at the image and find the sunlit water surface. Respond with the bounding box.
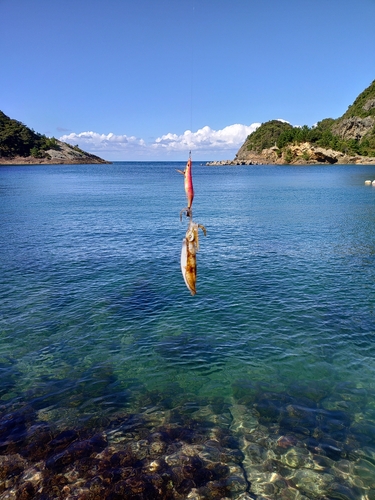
[1,162,375,498]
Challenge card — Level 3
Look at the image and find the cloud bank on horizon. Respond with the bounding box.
[59,123,261,160]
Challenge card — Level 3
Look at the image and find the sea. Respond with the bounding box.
[1,161,375,499]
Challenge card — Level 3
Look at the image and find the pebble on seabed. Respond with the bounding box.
[365,180,372,184]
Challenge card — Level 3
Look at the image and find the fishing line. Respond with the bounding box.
[179,0,206,297]
[189,0,195,148]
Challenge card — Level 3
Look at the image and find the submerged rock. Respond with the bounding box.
[291,469,334,496]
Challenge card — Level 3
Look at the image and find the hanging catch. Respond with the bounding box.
[180,219,206,296]
[176,154,194,220]
[178,153,206,295]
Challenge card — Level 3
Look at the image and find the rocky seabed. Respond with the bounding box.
[1,381,375,499]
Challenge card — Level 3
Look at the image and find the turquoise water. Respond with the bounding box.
[1,162,375,498]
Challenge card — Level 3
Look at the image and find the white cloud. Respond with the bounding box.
[59,131,146,152]
[59,122,262,160]
[153,123,261,152]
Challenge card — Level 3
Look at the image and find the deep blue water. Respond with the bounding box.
[1,162,375,498]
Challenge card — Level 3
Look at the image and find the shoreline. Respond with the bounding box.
[0,156,111,166]
[205,158,375,166]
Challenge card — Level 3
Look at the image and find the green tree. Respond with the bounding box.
[0,111,61,158]
[284,148,293,163]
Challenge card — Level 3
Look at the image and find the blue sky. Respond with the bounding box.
[2,0,375,161]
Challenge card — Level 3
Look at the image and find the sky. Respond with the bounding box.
[1,0,375,161]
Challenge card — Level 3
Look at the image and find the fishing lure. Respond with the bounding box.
[176,155,194,220]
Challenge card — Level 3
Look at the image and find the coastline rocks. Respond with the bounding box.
[236,143,375,165]
[205,160,263,166]
[0,140,110,165]
[208,143,375,166]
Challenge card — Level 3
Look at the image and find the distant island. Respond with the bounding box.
[0,111,110,165]
[207,79,375,165]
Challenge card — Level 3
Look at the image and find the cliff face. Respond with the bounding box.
[331,81,375,141]
[232,79,375,165]
[331,116,375,141]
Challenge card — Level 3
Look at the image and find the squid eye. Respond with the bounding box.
[188,231,195,242]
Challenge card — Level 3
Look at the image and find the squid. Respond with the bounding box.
[180,219,206,296]
[176,155,194,220]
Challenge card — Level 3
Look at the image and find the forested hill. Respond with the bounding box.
[0,111,109,164]
[234,79,375,165]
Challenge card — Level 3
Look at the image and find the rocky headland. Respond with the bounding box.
[208,79,375,166]
[0,111,110,165]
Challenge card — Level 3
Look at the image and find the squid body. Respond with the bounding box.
[180,219,206,296]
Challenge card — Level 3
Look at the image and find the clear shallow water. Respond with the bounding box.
[1,162,375,498]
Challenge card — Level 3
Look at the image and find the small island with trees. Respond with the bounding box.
[0,111,110,165]
[208,79,375,165]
